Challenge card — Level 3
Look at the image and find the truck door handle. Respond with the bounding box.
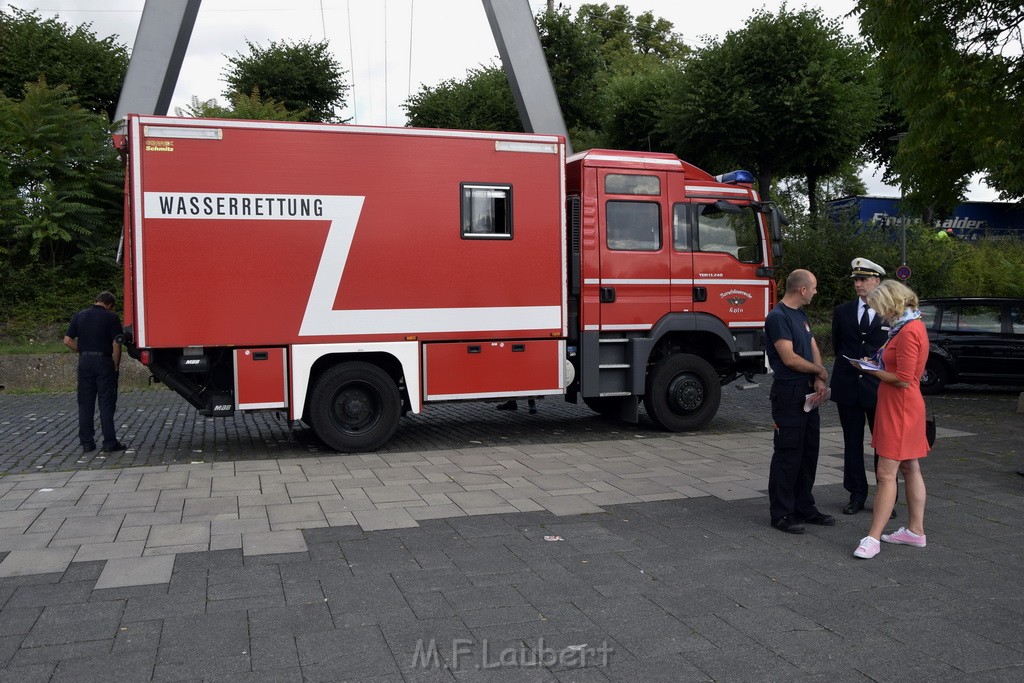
[600,287,616,303]
[693,287,707,302]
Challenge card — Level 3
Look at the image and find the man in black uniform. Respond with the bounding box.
[765,269,835,534]
[63,292,126,453]
[830,258,888,515]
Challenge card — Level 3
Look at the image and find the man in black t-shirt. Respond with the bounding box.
[765,270,835,534]
[64,292,126,453]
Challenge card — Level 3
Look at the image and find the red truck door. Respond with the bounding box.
[690,199,771,329]
[596,170,670,331]
[667,181,694,311]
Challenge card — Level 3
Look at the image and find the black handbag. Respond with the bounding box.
[925,403,936,447]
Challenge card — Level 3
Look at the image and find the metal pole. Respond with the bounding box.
[888,132,909,268]
[114,0,202,121]
[900,189,907,266]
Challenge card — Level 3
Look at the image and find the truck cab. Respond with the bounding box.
[565,150,781,429]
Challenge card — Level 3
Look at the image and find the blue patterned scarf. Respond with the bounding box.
[887,307,922,339]
[871,308,922,368]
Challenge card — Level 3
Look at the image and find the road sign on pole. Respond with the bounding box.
[896,265,912,281]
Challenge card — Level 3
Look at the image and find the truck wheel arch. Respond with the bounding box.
[292,343,419,426]
[629,313,740,390]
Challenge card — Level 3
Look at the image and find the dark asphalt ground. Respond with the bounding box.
[0,383,1021,681]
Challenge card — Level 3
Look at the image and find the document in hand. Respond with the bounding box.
[843,355,882,371]
[803,388,831,412]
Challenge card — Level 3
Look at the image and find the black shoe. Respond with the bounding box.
[772,515,805,534]
[800,512,836,526]
[82,444,96,453]
[843,501,864,515]
[496,400,518,411]
[101,442,127,453]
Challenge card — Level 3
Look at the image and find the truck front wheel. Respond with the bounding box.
[309,362,401,452]
[643,354,721,432]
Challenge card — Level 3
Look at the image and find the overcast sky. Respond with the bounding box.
[5,0,999,200]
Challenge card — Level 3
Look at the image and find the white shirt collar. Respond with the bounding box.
[859,300,873,320]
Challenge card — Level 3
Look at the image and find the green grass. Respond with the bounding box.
[0,341,69,354]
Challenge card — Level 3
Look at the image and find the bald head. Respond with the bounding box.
[782,269,818,308]
[785,269,814,294]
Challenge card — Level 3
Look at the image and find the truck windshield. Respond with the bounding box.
[696,204,761,263]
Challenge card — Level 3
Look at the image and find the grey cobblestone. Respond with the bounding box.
[0,386,776,474]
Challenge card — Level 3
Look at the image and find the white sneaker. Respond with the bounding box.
[853,536,880,559]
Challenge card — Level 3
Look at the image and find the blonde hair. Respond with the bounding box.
[867,279,919,321]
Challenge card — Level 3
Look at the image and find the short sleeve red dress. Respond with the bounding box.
[871,318,931,461]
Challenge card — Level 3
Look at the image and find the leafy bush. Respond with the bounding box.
[0,260,121,343]
[778,212,1024,324]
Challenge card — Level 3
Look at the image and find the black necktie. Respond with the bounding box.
[859,305,870,333]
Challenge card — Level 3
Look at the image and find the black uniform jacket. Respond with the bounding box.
[829,299,889,407]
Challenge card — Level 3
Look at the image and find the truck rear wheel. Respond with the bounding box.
[309,362,401,452]
[643,354,721,432]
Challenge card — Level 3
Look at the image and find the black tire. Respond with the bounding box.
[583,396,621,417]
[309,362,401,452]
[643,354,721,432]
[920,358,948,395]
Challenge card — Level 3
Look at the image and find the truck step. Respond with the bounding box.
[598,338,629,343]
[598,391,632,397]
[599,363,630,369]
[734,382,760,390]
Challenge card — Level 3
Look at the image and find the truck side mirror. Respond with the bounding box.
[769,206,787,242]
[713,199,743,215]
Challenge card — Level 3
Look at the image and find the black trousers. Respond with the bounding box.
[838,401,876,504]
[768,380,821,522]
[77,355,118,448]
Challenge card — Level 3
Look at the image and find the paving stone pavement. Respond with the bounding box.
[0,385,1020,680]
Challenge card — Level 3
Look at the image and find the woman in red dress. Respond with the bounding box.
[851,280,930,559]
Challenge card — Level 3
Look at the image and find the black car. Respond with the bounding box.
[917,297,1024,394]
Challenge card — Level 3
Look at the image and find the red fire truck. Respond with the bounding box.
[117,115,784,452]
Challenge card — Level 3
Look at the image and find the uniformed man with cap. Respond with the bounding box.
[830,258,888,515]
[63,292,126,453]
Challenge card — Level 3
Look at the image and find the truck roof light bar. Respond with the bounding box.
[143,126,222,140]
[715,170,755,185]
[495,141,559,154]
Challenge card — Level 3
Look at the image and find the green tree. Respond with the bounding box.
[402,3,687,148]
[855,0,1024,211]
[175,89,309,121]
[601,58,677,151]
[404,65,522,132]
[661,7,879,208]
[223,39,348,122]
[0,8,128,120]
[0,79,122,267]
